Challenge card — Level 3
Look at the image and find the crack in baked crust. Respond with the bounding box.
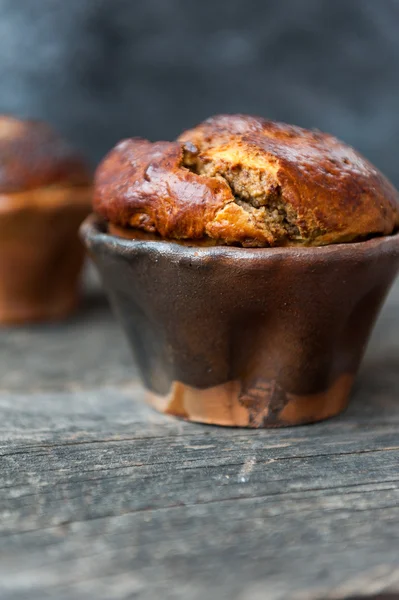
[182,143,303,246]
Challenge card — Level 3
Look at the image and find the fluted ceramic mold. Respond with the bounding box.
[81,214,399,427]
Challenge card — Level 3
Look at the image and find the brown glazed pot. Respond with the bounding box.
[81,214,399,427]
[0,187,90,324]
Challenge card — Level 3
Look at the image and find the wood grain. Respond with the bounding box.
[0,270,398,600]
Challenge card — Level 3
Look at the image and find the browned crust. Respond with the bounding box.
[0,115,91,193]
[93,114,399,247]
[108,222,219,246]
[94,139,233,239]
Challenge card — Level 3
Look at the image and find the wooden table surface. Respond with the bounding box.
[1,271,399,600]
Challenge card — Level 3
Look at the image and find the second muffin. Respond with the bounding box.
[0,116,92,324]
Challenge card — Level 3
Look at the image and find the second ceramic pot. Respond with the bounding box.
[0,189,90,324]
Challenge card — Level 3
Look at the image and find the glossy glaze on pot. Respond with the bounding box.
[82,215,399,427]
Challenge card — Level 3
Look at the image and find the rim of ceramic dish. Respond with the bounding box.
[81,213,399,263]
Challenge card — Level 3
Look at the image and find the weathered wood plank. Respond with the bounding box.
[0,278,398,599]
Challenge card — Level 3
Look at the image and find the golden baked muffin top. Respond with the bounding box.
[0,116,91,193]
[94,114,399,246]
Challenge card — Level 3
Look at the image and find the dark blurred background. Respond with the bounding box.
[0,0,398,183]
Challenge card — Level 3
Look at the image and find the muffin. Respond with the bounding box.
[0,116,92,324]
[82,115,399,427]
